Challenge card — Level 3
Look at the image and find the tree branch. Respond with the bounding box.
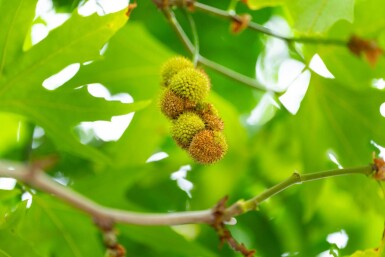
[224,165,374,220]
[191,1,347,46]
[0,160,375,226]
[154,0,347,46]
[163,8,267,91]
[0,160,213,226]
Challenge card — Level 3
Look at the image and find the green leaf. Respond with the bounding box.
[0,113,28,156]
[353,0,385,36]
[0,0,37,74]
[246,0,283,10]
[378,225,385,257]
[120,225,218,257]
[0,6,145,161]
[62,23,173,167]
[0,230,44,257]
[0,200,28,230]
[293,75,385,168]
[255,74,385,220]
[16,195,104,257]
[0,86,150,162]
[283,0,355,34]
[0,189,21,202]
[344,249,378,257]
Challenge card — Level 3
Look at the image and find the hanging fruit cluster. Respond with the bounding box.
[159,56,227,164]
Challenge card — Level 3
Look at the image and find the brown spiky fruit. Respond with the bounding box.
[160,89,196,119]
[195,102,218,115]
[188,130,227,164]
[171,112,205,149]
[201,113,224,131]
[160,56,194,87]
[169,68,210,103]
[195,103,224,131]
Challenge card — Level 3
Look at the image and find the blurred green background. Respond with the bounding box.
[0,0,385,256]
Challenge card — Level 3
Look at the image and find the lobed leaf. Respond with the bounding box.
[0,4,147,162]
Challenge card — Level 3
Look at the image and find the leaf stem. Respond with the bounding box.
[0,160,375,226]
[192,2,347,46]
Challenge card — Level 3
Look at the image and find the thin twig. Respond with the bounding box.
[192,2,347,46]
[198,56,266,90]
[224,166,374,220]
[183,9,200,66]
[0,160,375,226]
[162,9,194,53]
[164,9,267,91]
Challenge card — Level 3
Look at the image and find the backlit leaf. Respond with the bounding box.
[0,6,140,162]
[284,0,354,34]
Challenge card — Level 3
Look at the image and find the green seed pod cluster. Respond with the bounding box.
[159,56,227,164]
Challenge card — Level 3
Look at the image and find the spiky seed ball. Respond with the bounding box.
[195,103,223,131]
[172,112,205,149]
[160,89,196,119]
[161,56,194,87]
[201,113,224,131]
[188,130,227,164]
[169,68,210,103]
[197,68,211,89]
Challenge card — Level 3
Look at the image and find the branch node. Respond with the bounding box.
[211,196,256,257]
[126,2,137,17]
[100,226,126,257]
[230,14,251,34]
[348,35,383,66]
[94,215,115,232]
[292,171,302,182]
[372,156,385,181]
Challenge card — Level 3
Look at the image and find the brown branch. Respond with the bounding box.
[0,160,376,228]
[0,160,213,226]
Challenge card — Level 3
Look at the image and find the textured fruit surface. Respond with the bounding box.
[160,89,196,119]
[171,112,205,148]
[188,130,227,164]
[160,56,194,87]
[195,103,223,131]
[196,102,218,116]
[169,68,210,103]
[201,113,224,131]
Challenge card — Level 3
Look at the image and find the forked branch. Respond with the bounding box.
[162,8,267,91]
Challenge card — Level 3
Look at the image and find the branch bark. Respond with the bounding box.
[192,2,347,46]
[0,160,375,226]
[0,160,213,226]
